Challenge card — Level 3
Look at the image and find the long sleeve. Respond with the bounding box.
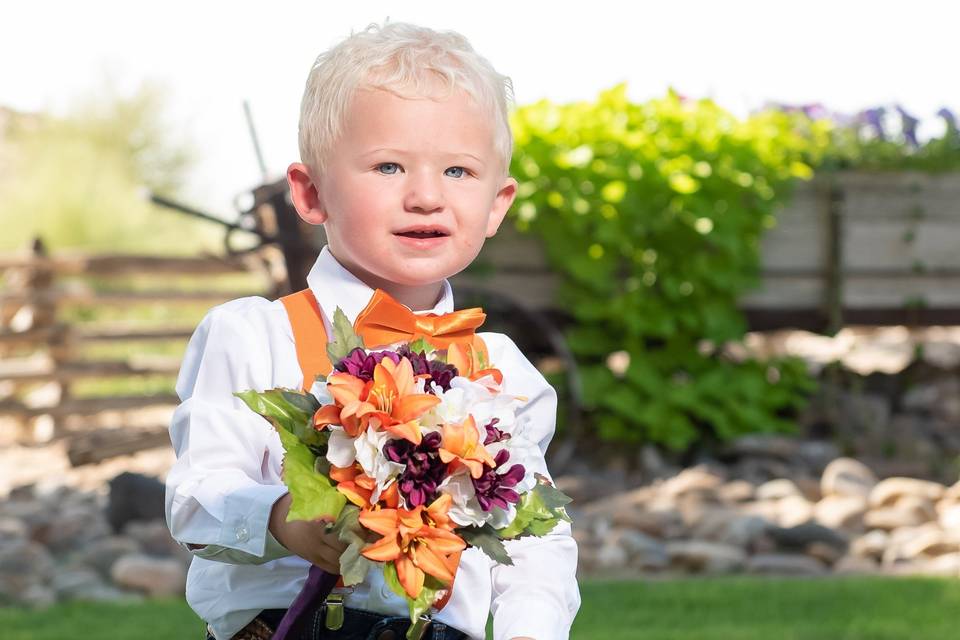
[484,333,581,640]
[164,298,293,563]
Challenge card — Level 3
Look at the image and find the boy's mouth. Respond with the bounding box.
[394,226,451,239]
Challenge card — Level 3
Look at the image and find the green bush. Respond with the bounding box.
[509,85,829,449]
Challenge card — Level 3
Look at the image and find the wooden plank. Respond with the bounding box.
[0,325,194,346]
[0,290,262,306]
[0,358,181,383]
[67,426,172,466]
[0,393,180,418]
[0,254,256,275]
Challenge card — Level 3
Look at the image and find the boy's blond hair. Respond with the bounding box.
[298,21,514,176]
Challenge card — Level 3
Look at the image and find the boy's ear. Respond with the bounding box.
[485,176,518,238]
[287,162,328,225]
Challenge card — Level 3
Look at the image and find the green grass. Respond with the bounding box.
[2,577,959,639]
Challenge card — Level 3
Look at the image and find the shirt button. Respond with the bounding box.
[236,526,249,542]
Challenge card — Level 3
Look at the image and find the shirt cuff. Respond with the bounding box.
[493,599,571,640]
[219,483,289,555]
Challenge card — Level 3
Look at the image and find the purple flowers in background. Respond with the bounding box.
[384,432,446,507]
[472,449,525,512]
[334,347,400,382]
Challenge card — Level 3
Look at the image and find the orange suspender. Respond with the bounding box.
[280,289,332,390]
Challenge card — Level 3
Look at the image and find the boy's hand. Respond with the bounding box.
[269,493,348,574]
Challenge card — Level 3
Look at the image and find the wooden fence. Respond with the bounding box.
[0,240,282,464]
[447,171,960,333]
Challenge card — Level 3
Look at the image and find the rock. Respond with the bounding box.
[756,479,802,501]
[717,480,755,504]
[52,567,107,600]
[897,528,960,560]
[747,553,828,576]
[797,440,841,475]
[124,520,182,557]
[806,541,844,565]
[659,466,725,499]
[939,503,960,530]
[814,495,868,530]
[768,522,848,553]
[869,478,945,508]
[609,506,677,538]
[851,530,889,559]
[0,516,28,540]
[864,505,931,530]
[666,541,747,574]
[715,515,771,549]
[110,554,186,597]
[821,458,878,499]
[43,503,110,553]
[76,536,143,579]
[0,540,55,584]
[777,495,816,528]
[617,530,669,571]
[106,472,166,533]
[834,555,881,574]
[19,583,56,609]
[594,543,629,570]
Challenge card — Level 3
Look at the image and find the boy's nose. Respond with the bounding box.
[403,173,444,213]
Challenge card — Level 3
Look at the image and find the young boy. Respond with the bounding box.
[165,21,580,640]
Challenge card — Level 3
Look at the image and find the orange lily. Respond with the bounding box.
[447,341,503,387]
[330,463,400,509]
[437,415,496,479]
[314,358,440,443]
[359,494,466,599]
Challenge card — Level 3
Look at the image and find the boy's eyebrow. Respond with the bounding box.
[360,148,486,165]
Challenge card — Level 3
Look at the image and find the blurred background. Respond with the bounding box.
[2,2,960,638]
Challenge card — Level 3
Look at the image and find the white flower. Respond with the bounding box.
[325,425,356,468]
[438,469,491,528]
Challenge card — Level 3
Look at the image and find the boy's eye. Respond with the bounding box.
[444,166,467,178]
[376,163,400,175]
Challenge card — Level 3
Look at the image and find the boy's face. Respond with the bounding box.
[290,87,516,297]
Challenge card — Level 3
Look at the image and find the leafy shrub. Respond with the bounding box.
[508,85,828,449]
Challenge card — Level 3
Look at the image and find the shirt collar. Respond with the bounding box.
[306,245,455,326]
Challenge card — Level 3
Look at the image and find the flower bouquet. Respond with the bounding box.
[236,308,571,637]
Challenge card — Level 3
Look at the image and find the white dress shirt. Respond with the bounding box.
[165,246,580,640]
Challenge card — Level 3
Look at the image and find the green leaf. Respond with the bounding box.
[277,427,346,522]
[459,524,513,565]
[533,473,574,512]
[407,337,435,355]
[332,505,375,585]
[383,561,406,599]
[498,476,572,539]
[407,575,446,628]
[327,307,365,364]
[234,389,326,448]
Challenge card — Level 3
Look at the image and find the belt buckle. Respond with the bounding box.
[323,587,353,631]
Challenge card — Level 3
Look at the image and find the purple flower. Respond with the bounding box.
[383,432,445,507]
[482,417,511,446]
[334,347,400,382]
[938,107,957,132]
[472,449,525,512]
[861,107,887,141]
[396,345,459,392]
[896,106,919,148]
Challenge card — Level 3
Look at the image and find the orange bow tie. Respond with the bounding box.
[353,288,486,349]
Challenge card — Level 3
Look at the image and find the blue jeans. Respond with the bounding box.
[206,606,468,640]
